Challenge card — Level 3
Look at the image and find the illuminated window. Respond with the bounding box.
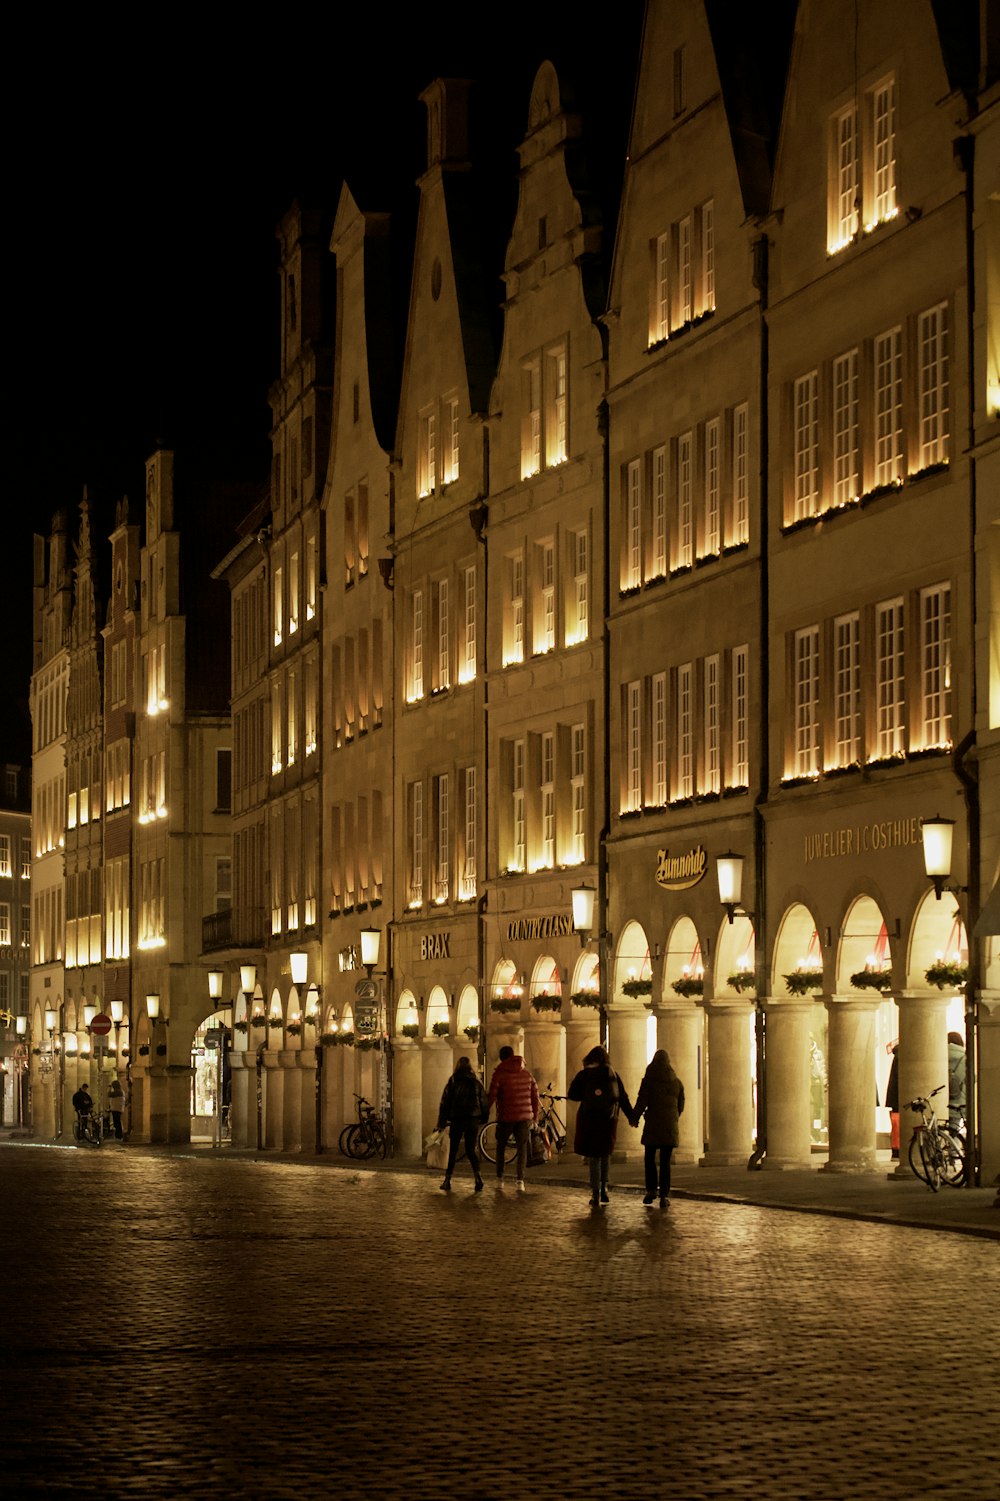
[830,103,858,251]
[704,418,720,555]
[522,343,569,476]
[571,724,585,863]
[651,673,667,805]
[918,304,949,467]
[409,589,424,701]
[567,530,588,646]
[876,598,905,757]
[793,627,821,776]
[434,774,450,902]
[653,232,669,343]
[537,542,555,654]
[704,654,720,793]
[920,583,951,746]
[443,397,460,485]
[436,578,450,690]
[732,645,749,787]
[512,740,525,871]
[0,903,9,944]
[0,835,9,877]
[701,199,715,312]
[834,613,860,765]
[833,349,859,505]
[869,78,896,227]
[357,481,369,577]
[271,677,283,774]
[504,553,525,667]
[287,668,297,767]
[625,681,641,812]
[288,552,299,634]
[677,433,693,569]
[733,404,749,544]
[678,213,693,324]
[305,532,317,620]
[546,348,568,466]
[625,459,642,588]
[461,767,477,898]
[408,781,424,906]
[874,328,903,486]
[21,836,29,878]
[676,664,693,798]
[304,655,317,756]
[461,566,476,683]
[418,408,437,496]
[523,360,542,477]
[793,372,819,519]
[828,77,897,253]
[540,733,555,868]
[273,567,284,647]
[651,447,667,577]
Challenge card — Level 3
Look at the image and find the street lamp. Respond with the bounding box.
[44,1008,61,1138]
[716,852,745,924]
[571,882,609,1050]
[109,999,124,1024]
[208,970,224,1002]
[571,884,596,947]
[921,815,958,900]
[206,970,228,1149]
[360,929,381,978]
[146,993,161,1021]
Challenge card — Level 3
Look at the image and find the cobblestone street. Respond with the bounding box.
[3,1145,997,1501]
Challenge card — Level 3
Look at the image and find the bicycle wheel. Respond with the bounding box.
[908,1132,939,1191]
[369,1122,388,1160]
[938,1123,966,1186]
[346,1123,376,1160]
[477,1121,518,1166]
[338,1124,357,1158]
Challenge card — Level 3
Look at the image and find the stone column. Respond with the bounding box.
[977,991,1000,1183]
[823,994,880,1172]
[421,1038,453,1143]
[321,1042,343,1149]
[607,1003,647,1157]
[656,1000,703,1164]
[763,997,814,1169]
[299,1049,320,1153]
[392,1040,424,1159]
[148,1065,169,1144]
[281,1050,303,1152]
[701,997,754,1166]
[263,1051,284,1150]
[483,1020,525,1075]
[229,1053,252,1148]
[894,988,951,1174]
[166,1064,192,1144]
[522,1019,566,1101]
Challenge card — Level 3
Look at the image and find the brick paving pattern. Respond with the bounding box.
[2,1145,997,1500]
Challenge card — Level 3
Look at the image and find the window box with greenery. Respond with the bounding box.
[320,1032,340,1046]
[401,1023,420,1040]
[727,971,756,994]
[463,1024,480,1042]
[671,975,703,998]
[235,1020,249,1034]
[570,990,600,1008]
[924,960,968,991]
[621,977,653,999]
[286,1022,302,1036]
[431,1021,452,1038]
[356,1037,379,1051]
[250,1016,267,1031]
[138,1044,150,1056]
[784,969,823,996]
[531,993,562,1014]
[490,998,521,1015]
[850,968,892,994]
[336,1031,356,1047]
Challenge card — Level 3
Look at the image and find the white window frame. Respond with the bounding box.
[874,328,903,486]
[652,672,667,805]
[918,303,949,468]
[626,459,642,588]
[793,627,821,777]
[876,598,905,758]
[540,732,555,868]
[512,739,526,872]
[625,681,641,812]
[793,372,819,519]
[677,433,693,569]
[732,645,749,787]
[704,418,721,555]
[920,583,952,747]
[676,664,693,799]
[652,446,667,576]
[833,349,859,506]
[570,724,586,863]
[704,654,720,794]
[834,613,861,766]
[436,774,450,902]
[733,403,749,544]
[462,565,476,683]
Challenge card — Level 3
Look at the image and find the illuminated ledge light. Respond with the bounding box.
[433,897,447,906]
[271,760,283,775]
[156,807,168,820]
[521,463,541,481]
[288,618,298,635]
[780,771,822,787]
[306,604,315,621]
[528,860,555,874]
[564,630,588,648]
[273,631,283,647]
[501,653,524,669]
[305,738,317,756]
[407,900,423,911]
[457,668,476,685]
[404,693,424,705]
[137,936,167,951]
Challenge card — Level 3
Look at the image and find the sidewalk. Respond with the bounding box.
[7,1129,996,1239]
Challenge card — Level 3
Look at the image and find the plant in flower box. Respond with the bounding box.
[924,959,968,991]
[727,970,756,994]
[490,997,521,1014]
[621,977,653,999]
[286,1021,302,1036]
[401,1023,420,1039]
[464,1024,480,1042]
[531,993,562,1013]
[784,967,823,996]
[570,990,600,1008]
[671,973,703,998]
[337,1030,356,1047]
[431,1021,452,1038]
[850,967,893,993]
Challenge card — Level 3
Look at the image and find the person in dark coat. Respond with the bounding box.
[567,1045,634,1208]
[633,1048,685,1207]
[436,1056,488,1193]
[886,1045,900,1159]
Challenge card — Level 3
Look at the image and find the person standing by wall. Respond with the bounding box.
[632,1048,685,1207]
[947,1033,966,1127]
[567,1045,633,1209]
[486,1045,539,1193]
[436,1056,488,1193]
[107,1078,127,1141]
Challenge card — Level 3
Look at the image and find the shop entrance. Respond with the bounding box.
[191,1010,232,1142]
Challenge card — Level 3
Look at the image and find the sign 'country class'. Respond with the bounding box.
[655,845,708,890]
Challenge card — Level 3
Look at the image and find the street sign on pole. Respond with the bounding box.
[91,1014,113,1037]
[354,979,378,1003]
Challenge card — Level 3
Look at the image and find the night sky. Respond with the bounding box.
[6,8,644,761]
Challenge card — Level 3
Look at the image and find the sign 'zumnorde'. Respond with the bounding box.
[655,845,707,890]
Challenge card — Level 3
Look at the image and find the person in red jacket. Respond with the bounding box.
[486,1045,539,1193]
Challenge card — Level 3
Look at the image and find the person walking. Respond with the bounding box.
[947,1032,966,1126]
[107,1078,127,1141]
[486,1045,539,1193]
[567,1045,634,1208]
[633,1048,685,1207]
[886,1044,900,1160]
[436,1056,488,1193]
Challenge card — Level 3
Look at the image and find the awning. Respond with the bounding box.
[973,881,1000,938]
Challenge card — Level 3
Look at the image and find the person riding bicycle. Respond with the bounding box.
[72,1082,94,1134]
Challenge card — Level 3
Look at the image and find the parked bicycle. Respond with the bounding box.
[73,1110,103,1148]
[907,1083,966,1190]
[478,1085,567,1166]
[338,1094,388,1160]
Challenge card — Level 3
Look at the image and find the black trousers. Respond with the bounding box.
[446,1119,482,1179]
[644,1143,675,1196]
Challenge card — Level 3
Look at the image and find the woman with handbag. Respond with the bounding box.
[567,1045,633,1208]
[633,1048,685,1207]
[436,1056,488,1193]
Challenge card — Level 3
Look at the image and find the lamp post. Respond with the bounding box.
[571,883,608,1051]
[359,927,393,1150]
[15,1014,29,1131]
[920,815,978,1186]
[45,1007,62,1138]
[716,852,764,1170]
[208,969,227,1149]
[240,963,263,1152]
[290,952,324,1155]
